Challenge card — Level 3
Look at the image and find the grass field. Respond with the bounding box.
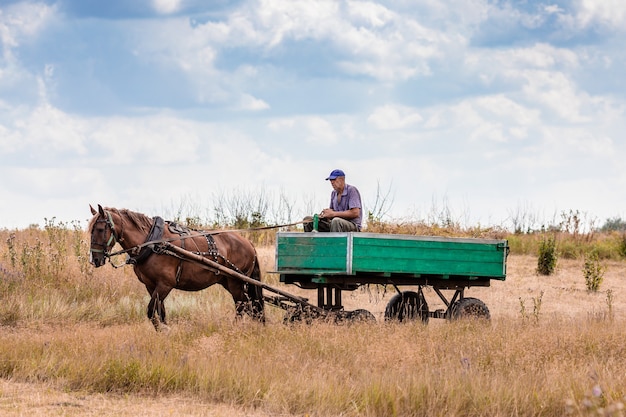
[1,227,625,416]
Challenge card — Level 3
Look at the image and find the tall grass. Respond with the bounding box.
[0,319,624,416]
[1,214,626,415]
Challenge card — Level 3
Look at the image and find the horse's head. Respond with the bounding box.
[89,204,121,267]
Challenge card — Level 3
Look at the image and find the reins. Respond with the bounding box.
[103,220,306,262]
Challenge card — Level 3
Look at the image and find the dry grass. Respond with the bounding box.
[1,229,626,416]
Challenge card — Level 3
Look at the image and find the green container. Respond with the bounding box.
[276,232,508,280]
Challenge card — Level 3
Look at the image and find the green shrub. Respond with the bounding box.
[600,216,626,232]
[618,233,626,258]
[506,234,535,256]
[583,250,605,292]
[537,235,558,275]
[558,240,583,260]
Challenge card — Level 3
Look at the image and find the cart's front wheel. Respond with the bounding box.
[384,291,429,323]
[347,309,376,323]
[450,297,490,320]
[283,306,318,324]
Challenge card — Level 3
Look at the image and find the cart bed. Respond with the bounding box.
[276,232,508,285]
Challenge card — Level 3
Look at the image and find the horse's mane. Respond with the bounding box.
[88,207,154,233]
[118,208,153,232]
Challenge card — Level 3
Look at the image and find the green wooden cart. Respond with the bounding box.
[274,232,509,322]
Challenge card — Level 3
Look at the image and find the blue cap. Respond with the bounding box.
[325,169,345,180]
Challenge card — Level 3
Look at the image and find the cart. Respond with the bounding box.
[274,232,509,322]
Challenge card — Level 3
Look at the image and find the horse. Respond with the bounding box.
[88,204,264,331]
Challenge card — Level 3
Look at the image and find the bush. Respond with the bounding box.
[558,240,583,260]
[537,234,558,275]
[600,216,626,232]
[583,251,605,292]
[618,233,626,258]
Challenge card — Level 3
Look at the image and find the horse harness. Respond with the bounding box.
[127,216,165,265]
[130,217,252,287]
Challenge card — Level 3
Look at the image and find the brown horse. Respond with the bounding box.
[88,204,264,331]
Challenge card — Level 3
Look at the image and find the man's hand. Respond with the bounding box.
[320,207,359,220]
[319,208,335,219]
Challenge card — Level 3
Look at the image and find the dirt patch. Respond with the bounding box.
[0,379,272,417]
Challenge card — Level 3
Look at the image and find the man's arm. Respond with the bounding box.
[320,207,360,220]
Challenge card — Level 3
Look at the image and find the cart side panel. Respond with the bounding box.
[351,235,507,280]
[276,234,349,274]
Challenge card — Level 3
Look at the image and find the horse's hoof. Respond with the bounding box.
[151,317,170,333]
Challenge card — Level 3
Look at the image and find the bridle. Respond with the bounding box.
[90,210,122,264]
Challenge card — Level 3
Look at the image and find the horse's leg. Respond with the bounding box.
[224,278,249,319]
[248,257,265,322]
[147,290,161,330]
[228,258,265,322]
[147,287,172,332]
[225,278,264,322]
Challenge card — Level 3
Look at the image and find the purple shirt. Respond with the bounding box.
[329,183,362,229]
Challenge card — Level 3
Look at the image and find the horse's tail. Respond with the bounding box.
[248,254,265,322]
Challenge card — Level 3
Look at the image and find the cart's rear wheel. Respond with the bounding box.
[450,297,490,320]
[384,291,429,323]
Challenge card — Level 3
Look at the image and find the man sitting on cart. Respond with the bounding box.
[303,169,362,232]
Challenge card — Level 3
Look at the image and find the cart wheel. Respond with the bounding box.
[384,291,429,323]
[347,309,376,323]
[283,307,316,324]
[450,297,490,320]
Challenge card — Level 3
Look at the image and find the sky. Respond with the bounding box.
[1,0,625,231]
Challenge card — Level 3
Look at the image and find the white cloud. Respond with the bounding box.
[267,118,295,131]
[334,5,449,80]
[236,94,270,111]
[185,0,451,82]
[520,70,589,123]
[152,0,183,15]
[465,43,579,77]
[254,0,341,47]
[544,5,564,15]
[304,117,338,145]
[0,2,55,52]
[347,0,394,28]
[463,43,616,125]
[475,95,539,126]
[367,104,423,130]
[575,0,626,30]
[4,167,104,198]
[0,102,87,156]
[543,128,615,158]
[0,2,56,91]
[89,115,201,165]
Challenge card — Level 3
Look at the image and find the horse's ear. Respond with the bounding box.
[98,204,105,216]
[90,205,97,215]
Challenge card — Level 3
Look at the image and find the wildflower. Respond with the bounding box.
[592,384,602,397]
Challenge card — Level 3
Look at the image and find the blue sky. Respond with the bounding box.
[1,0,625,230]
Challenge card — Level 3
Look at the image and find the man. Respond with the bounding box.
[304,169,362,232]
